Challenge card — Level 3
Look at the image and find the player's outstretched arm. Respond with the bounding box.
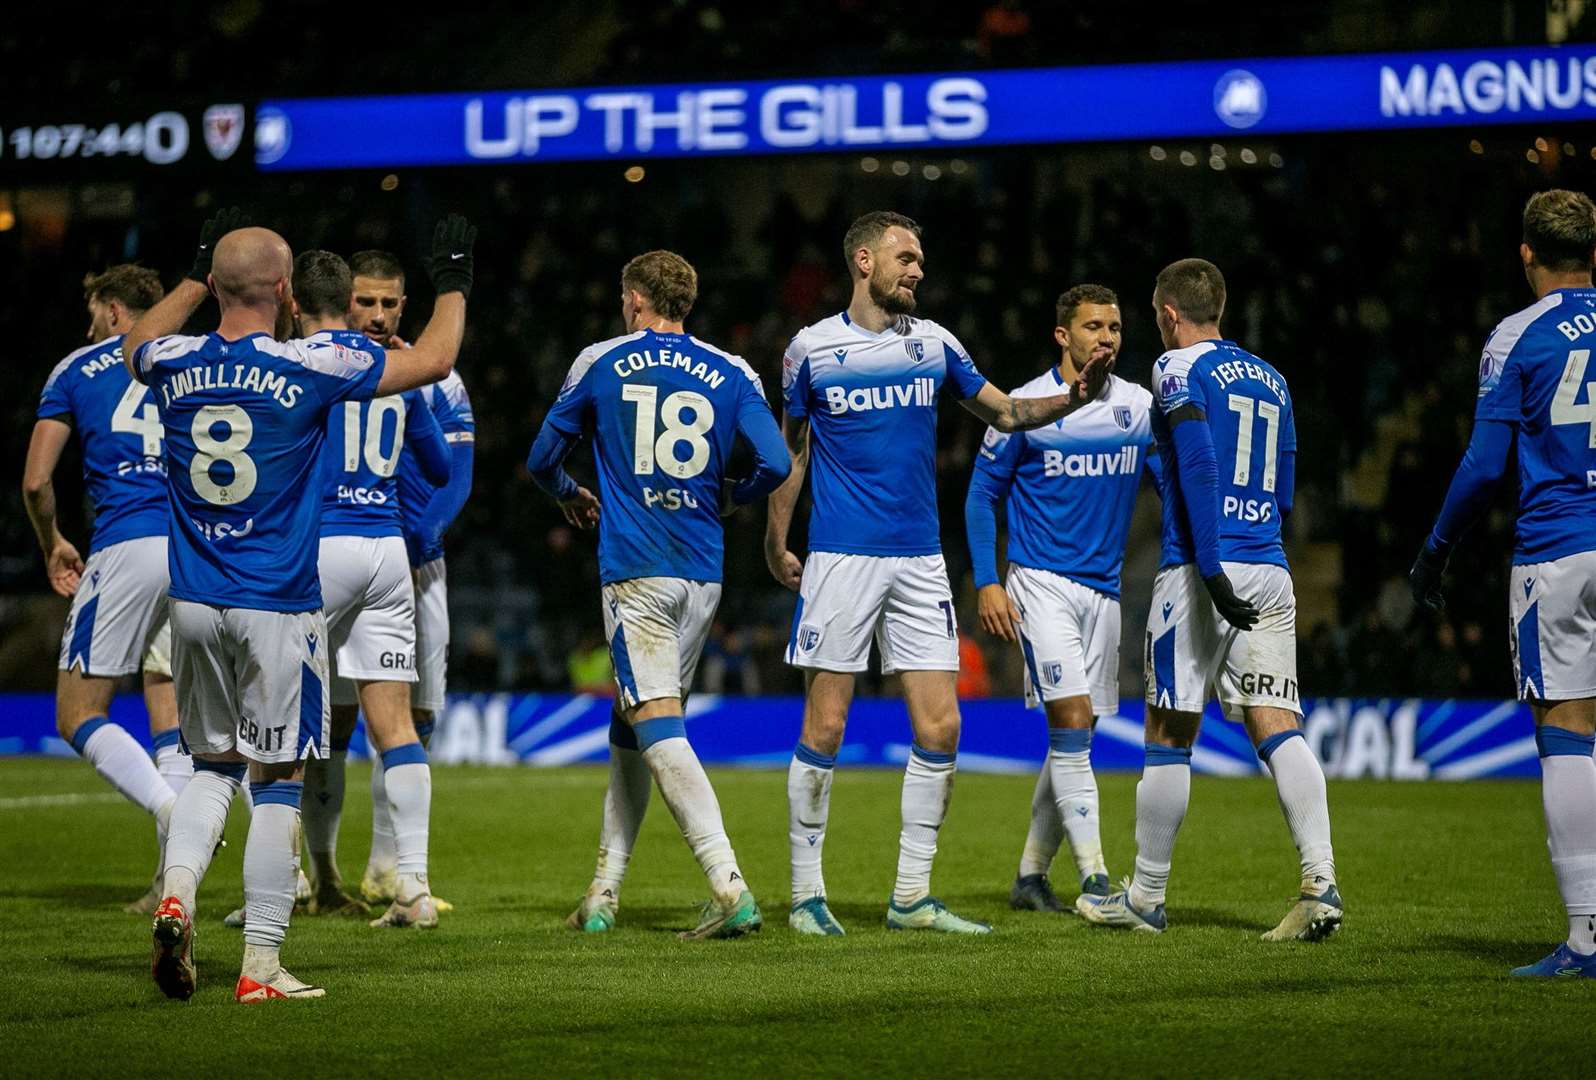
[123,206,248,381]
[1167,405,1258,630]
[375,215,476,396]
[122,280,208,383]
[21,419,83,597]
[961,349,1111,432]
[1409,418,1513,611]
[763,414,809,591]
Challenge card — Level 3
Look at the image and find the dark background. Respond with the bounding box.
[3,0,1593,699]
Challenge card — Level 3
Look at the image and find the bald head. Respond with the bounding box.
[211,227,293,309]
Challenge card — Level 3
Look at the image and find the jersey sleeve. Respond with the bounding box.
[298,337,387,406]
[132,334,202,385]
[1151,350,1197,414]
[935,325,988,401]
[37,357,75,422]
[1474,335,1524,423]
[545,348,599,435]
[781,333,812,419]
[437,374,476,444]
[730,372,792,504]
[403,388,452,487]
[973,424,1024,478]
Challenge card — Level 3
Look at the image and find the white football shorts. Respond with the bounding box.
[1510,550,1596,701]
[58,535,170,679]
[602,576,722,708]
[170,600,331,764]
[143,615,173,679]
[1006,564,1121,716]
[785,552,959,674]
[413,557,449,713]
[320,535,417,707]
[1144,561,1300,719]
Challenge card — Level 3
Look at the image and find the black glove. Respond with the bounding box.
[187,206,250,283]
[1409,539,1450,612]
[1204,572,1259,631]
[427,214,478,299]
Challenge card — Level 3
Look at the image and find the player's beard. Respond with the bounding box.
[274,298,296,341]
[869,270,917,316]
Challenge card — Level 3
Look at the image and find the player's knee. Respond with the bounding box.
[1146,706,1200,748]
[55,670,111,741]
[330,704,361,745]
[1045,695,1094,730]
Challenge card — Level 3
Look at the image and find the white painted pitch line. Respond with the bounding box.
[0,792,124,811]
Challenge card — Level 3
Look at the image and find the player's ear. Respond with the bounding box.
[1053,326,1068,348]
[1520,242,1535,269]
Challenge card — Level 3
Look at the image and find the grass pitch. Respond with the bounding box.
[0,757,1585,1076]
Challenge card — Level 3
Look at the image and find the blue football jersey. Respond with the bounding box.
[1150,339,1295,570]
[783,312,988,556]
[321,380,442,538]
[398,370,474,565]
[37,335,169,553]
[1476,287,1596,564]
[974,372,1156,597]
[542,328,778,584]
[134,330,385,612]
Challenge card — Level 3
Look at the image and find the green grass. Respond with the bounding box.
[0,757,1586,1076]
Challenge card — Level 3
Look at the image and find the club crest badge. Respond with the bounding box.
[1043,661,1063,686]
[905,339,925,363]
[203,104,245,161]
[1113,405,1132,430]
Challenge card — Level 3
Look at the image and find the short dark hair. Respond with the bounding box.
[1523,189,1596,273]
[82,265,163,313]
[1056,284,1119,327]
[1154,258,1226,325]
[842,211,921,276]
[349,249,406,287]
[293,250,354,318]
[621,250,697,321]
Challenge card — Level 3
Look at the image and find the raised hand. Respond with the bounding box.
[427,214,478,299]
[187,206,250,283]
